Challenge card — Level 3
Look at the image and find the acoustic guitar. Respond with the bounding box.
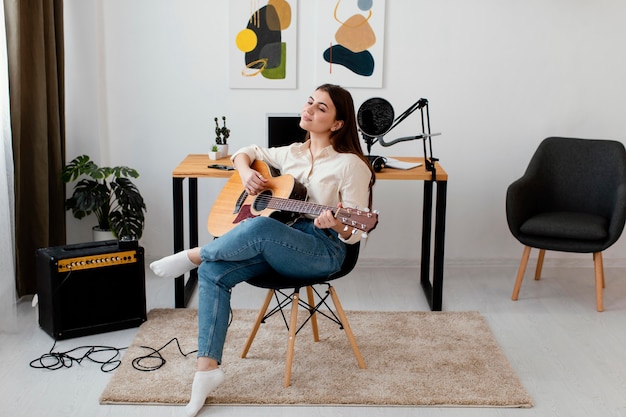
[207,160,379,238]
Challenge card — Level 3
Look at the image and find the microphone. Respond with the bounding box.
[357,97,394,140]
[357,97,393,162]
[356,96,441,174]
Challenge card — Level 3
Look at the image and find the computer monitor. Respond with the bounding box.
[266,113,307,148]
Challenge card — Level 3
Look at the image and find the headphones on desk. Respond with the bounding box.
[367,155,387,172]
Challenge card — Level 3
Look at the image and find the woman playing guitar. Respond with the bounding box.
[150,84,376,417]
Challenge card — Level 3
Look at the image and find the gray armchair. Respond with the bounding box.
[506,137,626,311]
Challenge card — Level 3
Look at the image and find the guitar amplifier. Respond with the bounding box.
[36,239,147,340]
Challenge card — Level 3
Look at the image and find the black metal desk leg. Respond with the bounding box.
[173,178,185,308]
[183,179,199,307]
[419,179,447,311]
[431,180,447,311]
[420,180,434,308]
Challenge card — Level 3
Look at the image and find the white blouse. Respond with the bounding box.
[231,140,373,244]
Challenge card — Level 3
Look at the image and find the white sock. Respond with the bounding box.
[184,368,225,417]
[149,250,197,279]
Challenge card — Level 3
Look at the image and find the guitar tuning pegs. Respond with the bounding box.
[373,209,380,215]
[351,229,358,235]
[343,225,349,232]
[361,232,368,239]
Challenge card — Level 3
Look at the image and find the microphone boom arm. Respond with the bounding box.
[377,97,430,147]
[378,132,441,147]
[359,96,440,176]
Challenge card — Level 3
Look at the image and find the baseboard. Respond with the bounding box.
[354,256,626,269]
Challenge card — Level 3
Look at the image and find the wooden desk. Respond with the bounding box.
[172,154,447,310]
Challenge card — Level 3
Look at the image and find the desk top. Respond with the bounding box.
[173,154,448,181]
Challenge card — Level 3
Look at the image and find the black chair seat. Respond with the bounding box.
[520,211,609,240]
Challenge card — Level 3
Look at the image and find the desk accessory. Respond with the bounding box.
[208,164,235,171]
[357,97,441,178]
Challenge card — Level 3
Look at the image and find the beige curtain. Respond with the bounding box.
[4,0,66,296]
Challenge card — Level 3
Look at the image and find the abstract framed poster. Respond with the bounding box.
[315,0,386,88]
[229,0,298,89]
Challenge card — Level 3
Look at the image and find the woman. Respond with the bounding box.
[150,84,375,417]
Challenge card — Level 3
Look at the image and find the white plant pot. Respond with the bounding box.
[216,144,229,159]
[208,151,219,160]
[92,226,115,241]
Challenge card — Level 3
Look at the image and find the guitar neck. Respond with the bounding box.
[258,194,378,235]
[266,196,333,216]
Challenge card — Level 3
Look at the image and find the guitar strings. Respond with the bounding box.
[246,194,374,233]
[250,194,333,215]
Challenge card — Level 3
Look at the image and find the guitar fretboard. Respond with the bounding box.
[263,196,333,216]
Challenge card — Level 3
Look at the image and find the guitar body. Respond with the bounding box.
[207,160,308,237]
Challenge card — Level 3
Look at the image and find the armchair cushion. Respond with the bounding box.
[520,211,608,240]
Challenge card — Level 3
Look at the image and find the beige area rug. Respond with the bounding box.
[100,308,533,407]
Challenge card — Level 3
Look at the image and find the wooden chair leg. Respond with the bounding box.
[535,249,545,280]
[512,246,531,301]
[593,252,605,312]
[284,290,300,387]
[241,289,274,358]
[594,252,606,289]
[306,286,320,342]
[328,285,366,369]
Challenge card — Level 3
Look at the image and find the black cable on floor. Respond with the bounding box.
[130,308,232,372]
[29,340,127,372]
[31,309,233,373]
[131,337,198,372]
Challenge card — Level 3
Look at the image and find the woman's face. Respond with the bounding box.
[300,89,344,135]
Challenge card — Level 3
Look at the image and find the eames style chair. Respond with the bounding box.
[241,242,366,387]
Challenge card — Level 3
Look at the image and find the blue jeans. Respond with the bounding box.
[196,216,347,362]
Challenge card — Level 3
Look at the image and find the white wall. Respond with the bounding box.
[64,0,626,265]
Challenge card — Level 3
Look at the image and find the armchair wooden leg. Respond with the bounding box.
[328,285,366,369]
[306,286,320,342]
[593,252,605,312]
[512,246,531,301]
[535,249,545,280]
[241,289,274,358]
[284,291,300,387]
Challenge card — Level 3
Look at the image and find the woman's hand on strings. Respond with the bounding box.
[240,168,267,195]
[232,154,267,196]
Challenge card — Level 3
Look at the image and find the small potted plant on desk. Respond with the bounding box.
[208,144,219,160]
[62,155,147,241]
[212,116,230,159]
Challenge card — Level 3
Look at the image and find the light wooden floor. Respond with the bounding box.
[2,260,626,417]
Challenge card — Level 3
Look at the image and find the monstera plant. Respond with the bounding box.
[62,155,147,239]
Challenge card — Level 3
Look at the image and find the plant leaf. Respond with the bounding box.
[109,178,146,238]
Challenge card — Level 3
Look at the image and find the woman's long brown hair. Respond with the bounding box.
[314,83,376,209]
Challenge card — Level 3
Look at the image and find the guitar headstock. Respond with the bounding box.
[336,207,379,236]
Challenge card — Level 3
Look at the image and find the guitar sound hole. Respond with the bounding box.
[252,190,272,211]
